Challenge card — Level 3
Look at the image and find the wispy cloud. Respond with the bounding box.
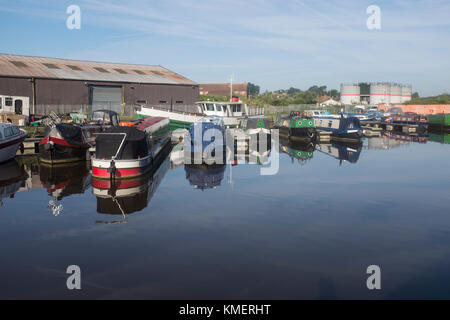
[0,0,449,94]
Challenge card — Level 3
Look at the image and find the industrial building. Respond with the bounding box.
[0,53,199,116]
[340,82,412,105]
[199,83,248,98]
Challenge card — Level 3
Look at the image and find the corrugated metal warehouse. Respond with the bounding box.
[0,53,199,116]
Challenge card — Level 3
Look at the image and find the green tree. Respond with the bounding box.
[247,82,260,96]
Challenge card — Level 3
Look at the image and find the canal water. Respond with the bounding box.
[1,133,449,299]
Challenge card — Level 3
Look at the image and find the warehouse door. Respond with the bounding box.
[90,86,122,113]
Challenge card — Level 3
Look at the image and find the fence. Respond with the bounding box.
[263,104,319,115]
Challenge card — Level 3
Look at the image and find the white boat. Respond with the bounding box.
[0,123,27,163]
[137,100,256,129]
[137,105,204,130]
[196,101,245,128]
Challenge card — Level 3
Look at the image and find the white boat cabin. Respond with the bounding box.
[0,95,30,118]
[304,110,331,118]
[196,102,245,118]
[0,123,23,141]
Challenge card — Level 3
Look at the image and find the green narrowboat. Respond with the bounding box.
[274,115,316,142]
[428,114,450,132]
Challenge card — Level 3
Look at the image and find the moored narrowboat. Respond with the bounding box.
[390,112,428,127]
[93,147,170,216]
[312,114,362,142]
[39,123,90,164]
[39,110,120,165]
[428,114,450,132]
[274,114,316,142]
[92,117,171,180]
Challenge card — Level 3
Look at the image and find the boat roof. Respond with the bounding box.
[196,115,224,126]
[0,122,18,129]
[196,101,243,105]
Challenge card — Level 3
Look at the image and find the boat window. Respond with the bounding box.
[112,115,119,126]
[12,126,20,135]
[4,127,13,137]
[206,103,214,111]
[5,97,13,107]
[0,131,2,139]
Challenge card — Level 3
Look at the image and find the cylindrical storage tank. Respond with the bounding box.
[401,85,412,103]
[340,84,360,105]
[390,83,402,104]
[370,82,390,105]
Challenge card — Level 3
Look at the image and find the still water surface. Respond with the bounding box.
[1,134,449,299]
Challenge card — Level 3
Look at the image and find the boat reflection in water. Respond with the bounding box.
[367,136,409,150]
[279,137,314,165]
[92,145,171,223]
[315,141,363,165]
[428,133,450,145]
[39,161,92,216]
[185,163,226,190]
[40,162,91,201]
[382,131,428,144]
[0,160,29,205]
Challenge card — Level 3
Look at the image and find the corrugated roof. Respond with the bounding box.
[0,53,197,85]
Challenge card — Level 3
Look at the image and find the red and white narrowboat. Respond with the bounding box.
[39,110,120,165]
[92,117,171,180]
[0,123,27,163]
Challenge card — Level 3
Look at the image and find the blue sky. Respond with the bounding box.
[0,0,449,96]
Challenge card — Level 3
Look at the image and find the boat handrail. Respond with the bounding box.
[141,105,205,117]
[99,133,128,160]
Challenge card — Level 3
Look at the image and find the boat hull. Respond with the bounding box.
[313,116,362,142]
[0,135,26,163]
[428,114,450,132]
[275,118,316,142]
[39,137,89,164]
[329,131,362,143]
[92,136,170,180]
